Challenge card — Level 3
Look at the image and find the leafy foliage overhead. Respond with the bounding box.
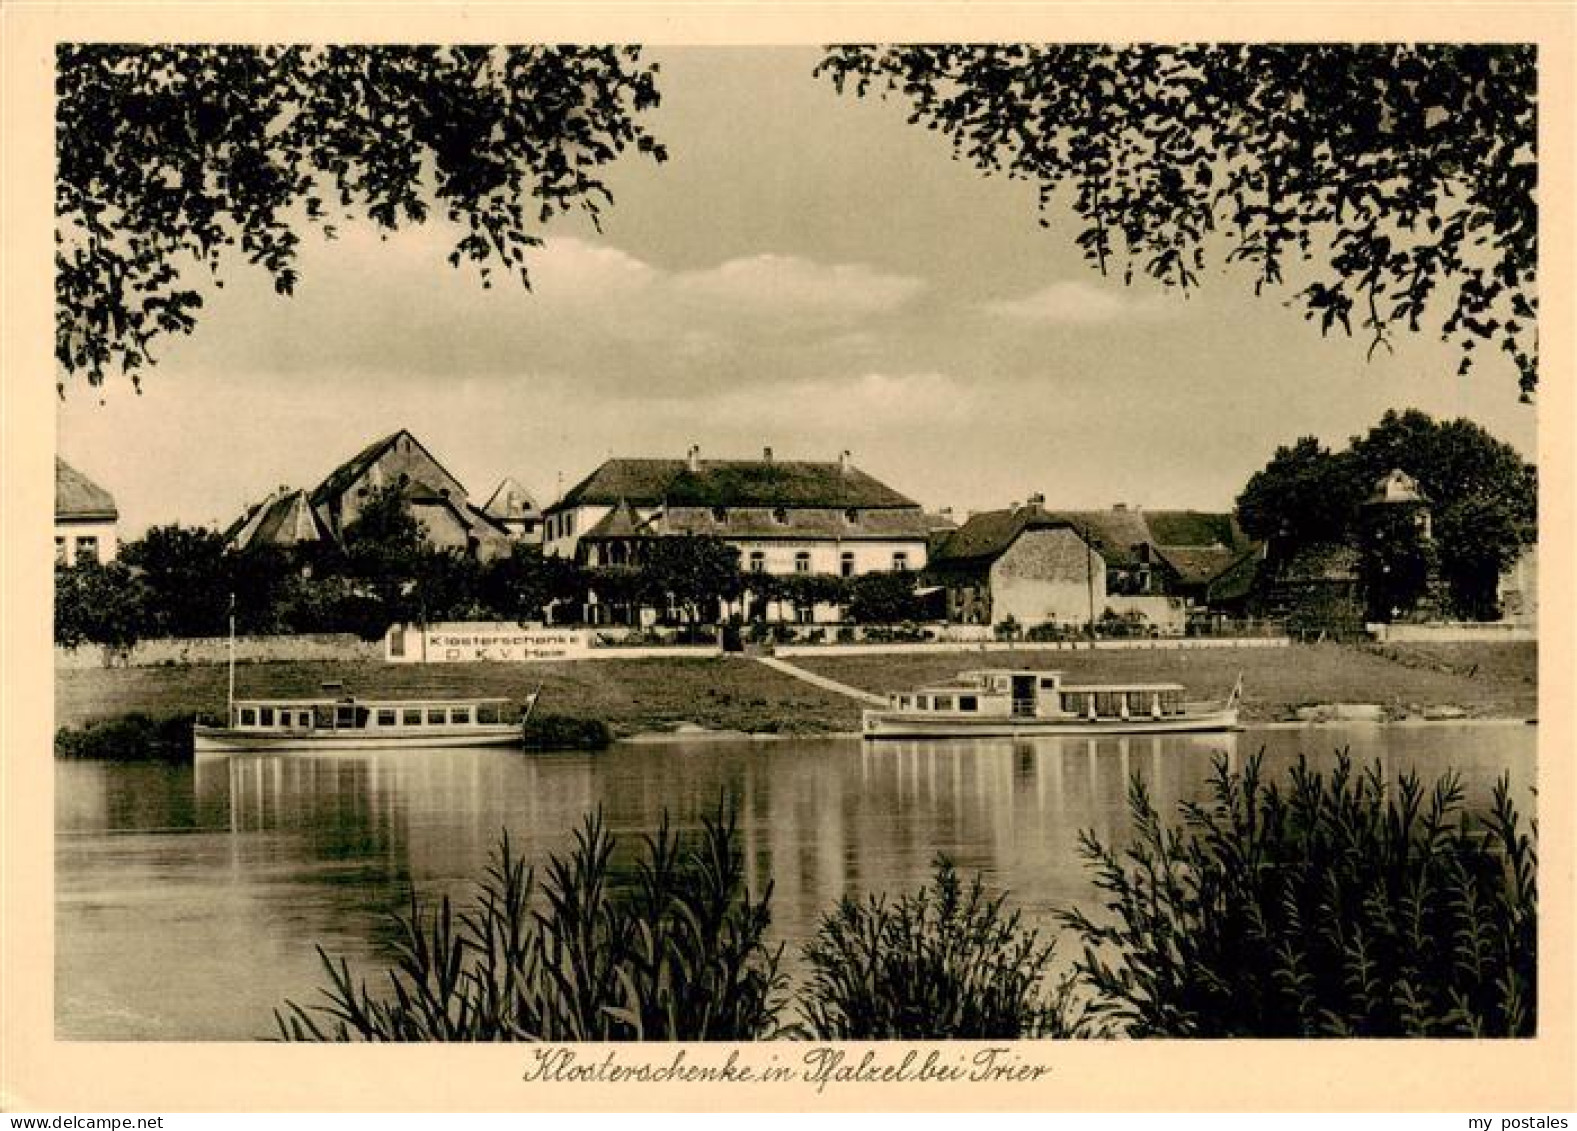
[817,44,1538,396]
[56,44,667,390]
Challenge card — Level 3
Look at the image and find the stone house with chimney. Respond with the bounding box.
[927,504,1106,628]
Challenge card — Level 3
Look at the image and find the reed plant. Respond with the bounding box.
[274,803,785,1041]
[799,858,1083,1039]
[1058,751,1537,1037]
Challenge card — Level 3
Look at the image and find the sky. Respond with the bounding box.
[56,47,1538,537]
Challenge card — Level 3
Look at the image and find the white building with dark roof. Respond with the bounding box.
[544,447,930,577]
[54,457,119,565]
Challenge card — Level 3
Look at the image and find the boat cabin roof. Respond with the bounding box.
[911,670,1186,694]
[232,696,510,709]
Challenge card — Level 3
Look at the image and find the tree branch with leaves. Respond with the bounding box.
[817,44,1537,397]
[56,44,667,391]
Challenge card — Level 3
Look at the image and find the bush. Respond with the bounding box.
[55,712,195,761]
[521,714,612,751]
[1059,751,1537,1037]
[800,858,1080,1039]
[276,806,785,1041]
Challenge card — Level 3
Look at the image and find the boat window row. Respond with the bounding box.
[1060,691,1186,717]
[237,703,501,729]
[897,694,980,712]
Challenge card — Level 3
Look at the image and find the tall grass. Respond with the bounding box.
[1058,750,1537,1037]
[274,804,785,1041]
[800,858,1083,1039]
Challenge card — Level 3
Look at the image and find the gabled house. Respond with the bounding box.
[228,430,512,560]
[55,457,119,566]
[927,504,1105,627]
[544,447,931,578]
[481,478,543,546]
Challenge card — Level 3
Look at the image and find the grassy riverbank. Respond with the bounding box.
[55,640,1536,737]
[795,641,1538,724]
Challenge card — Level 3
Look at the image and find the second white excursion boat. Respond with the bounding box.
[861,669,1241,739]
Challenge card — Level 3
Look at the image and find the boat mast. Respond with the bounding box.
[1084,523,1096,647]
[226,593,236,724]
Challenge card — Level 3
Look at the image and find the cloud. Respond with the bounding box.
[982,280,1173,324]
[672,254,926,322]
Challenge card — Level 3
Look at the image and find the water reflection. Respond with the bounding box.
[57,725,1532,1040]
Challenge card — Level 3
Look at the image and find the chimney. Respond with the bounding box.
[1027,492,1045,508]
[838,449,851,474]
[763,446,773,464]
[687,445,700,472]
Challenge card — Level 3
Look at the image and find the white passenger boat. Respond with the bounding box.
[192,685,532,753]
[861,669,1241,739]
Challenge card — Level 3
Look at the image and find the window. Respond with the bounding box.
[959,695,978,712]
[934,695,955,711]
[916,695,931,710]
[749,551,765,573]
[892,551,909,572]
[240,708,257,726]
[711,506,728,522]
[1039,678,1058,689]
[427,708,446,725]
[76,536,99,563]
[403,708,422,726]
[54,537,66,565]
[260,707,275,727]
[840,551,855,578]
[567,513,575,536]
[773,507,788,524]
[296,711,312,727]
[844,508,858,525]
[794,551,811,574]
[376,708,397,726]
[478,704,499,725]
[452,706,473,725]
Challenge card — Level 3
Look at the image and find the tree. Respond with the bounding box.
[479,548,584,624]
[120,523,232,637]
[818,45,1538,396]
[1237,436,1364,545]
[844,570,922,624]
[56,44,667,391]
[640,536,743,624]
[1236,408,1535,620]
[54,559,145,656]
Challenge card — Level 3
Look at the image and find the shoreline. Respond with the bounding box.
[54,639,1536,740]
[616,715,1538,745]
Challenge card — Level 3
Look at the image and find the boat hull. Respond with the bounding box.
[860,708,1239,739]
[192,724,523,753]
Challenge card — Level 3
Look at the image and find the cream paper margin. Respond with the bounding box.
[2,2,1572,1113]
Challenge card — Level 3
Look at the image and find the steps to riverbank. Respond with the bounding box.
[752,655,888,707]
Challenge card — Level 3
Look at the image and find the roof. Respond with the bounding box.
[583,499,646,539]
[483,477,539,521]
[930,506,1089,565]
[1151,545,1244,588]
[1366,468,1431,506]
[1035,508,1247,569]
[229,489,327,549]
[55,458,118,521]
[553,457,919,511]
[1204,545,1267,604]
[310,429,466,508]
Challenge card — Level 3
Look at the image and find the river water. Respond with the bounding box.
[55,724,1534,1040]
